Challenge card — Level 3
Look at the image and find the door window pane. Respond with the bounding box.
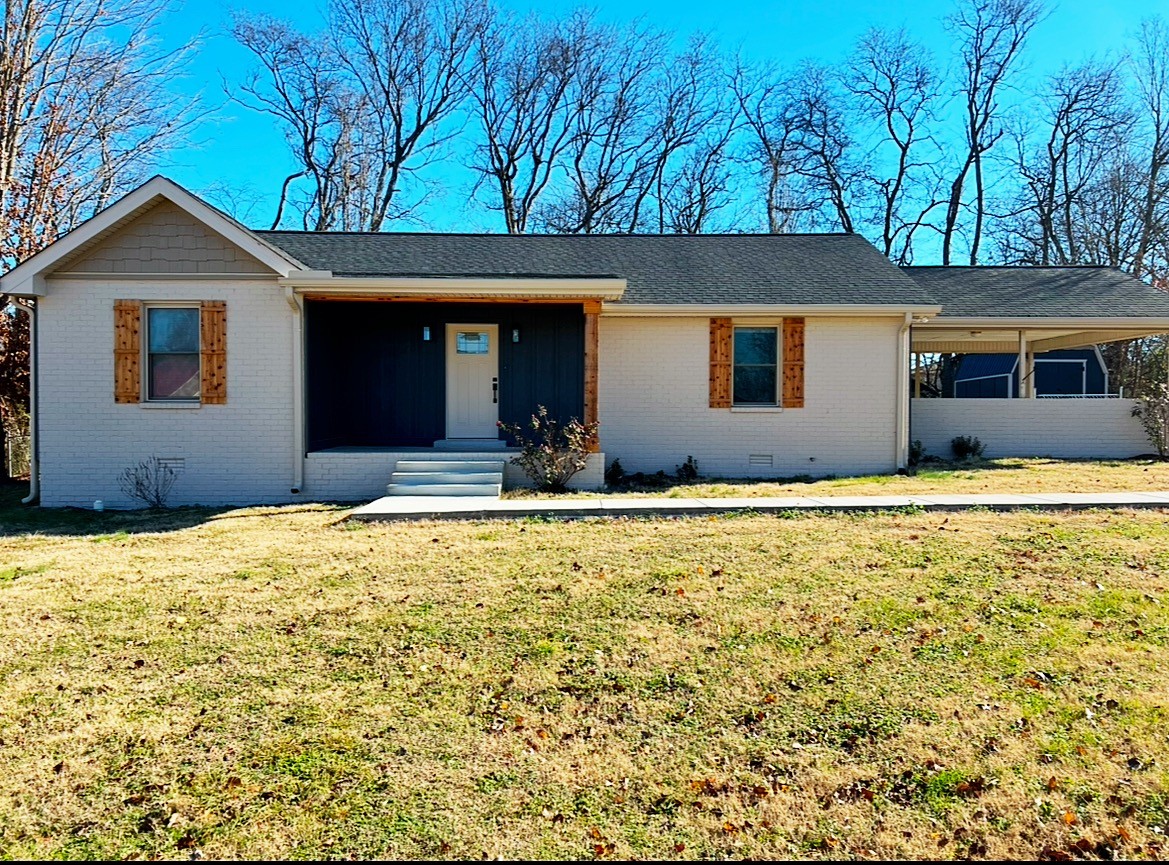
[733,326,778,405]
[147,307,200,401]
[456,332,489,354]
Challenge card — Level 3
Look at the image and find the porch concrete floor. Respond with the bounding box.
[347,490,1169,521]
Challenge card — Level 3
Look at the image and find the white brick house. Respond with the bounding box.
[5,177,1169,508]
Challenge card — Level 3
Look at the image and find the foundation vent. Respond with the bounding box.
[748,454,774,468]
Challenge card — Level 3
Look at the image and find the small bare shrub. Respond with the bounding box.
[118,457,177,508]
[498,405,599,493]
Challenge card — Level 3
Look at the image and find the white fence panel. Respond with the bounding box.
[910,398,1151,460]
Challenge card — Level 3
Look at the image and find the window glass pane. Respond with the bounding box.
[149,354,200,400]
[733,366,777,405]
[148,308,200,353]
[734,327,777,366]
[456,331,489,354]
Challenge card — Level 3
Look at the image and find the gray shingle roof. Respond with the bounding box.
[903,266,1169,318]
[259,231,935,306]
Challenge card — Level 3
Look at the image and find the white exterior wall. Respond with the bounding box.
[598,316,902,478]
[38,277,298,507]
[911,398,1150,459]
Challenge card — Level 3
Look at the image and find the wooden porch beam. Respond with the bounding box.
[302,294,606,304]
[584,301,600,452]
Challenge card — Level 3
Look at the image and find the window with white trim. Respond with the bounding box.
[732,326,779,405]
[145,305,201,401]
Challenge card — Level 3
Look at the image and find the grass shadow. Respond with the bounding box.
[0,482,351,538]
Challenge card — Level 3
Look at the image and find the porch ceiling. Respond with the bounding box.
[912,321,1169,353]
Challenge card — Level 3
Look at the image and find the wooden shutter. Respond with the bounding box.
[200,301,227,404]
[709,317,732,408]
[782,317,805,408]
[113,300,141,403]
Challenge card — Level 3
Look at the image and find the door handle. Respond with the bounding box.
[492,377,499,404]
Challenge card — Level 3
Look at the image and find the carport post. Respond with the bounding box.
[1017,331,1027,398]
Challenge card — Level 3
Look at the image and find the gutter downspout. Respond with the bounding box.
[284,287,305,494]
[13,300,37,504]
[895,312,912,472]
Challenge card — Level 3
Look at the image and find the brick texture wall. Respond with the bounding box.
[910,398,1150,459]
[38,278,296,507]
[597,316,901,478]
[63,201,271,275]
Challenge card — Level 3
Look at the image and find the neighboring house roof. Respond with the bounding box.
[259,231,936,307]
[902,265,1169,318]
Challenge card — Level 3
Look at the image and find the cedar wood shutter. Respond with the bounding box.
[113,300,141,403]
[782,317,805,408]
[114,300,227,404]
[708,318,732,408]
[200,300,227,404]
[709,316,805,409]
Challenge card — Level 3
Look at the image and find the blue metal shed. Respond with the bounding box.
[952,348,1109,398]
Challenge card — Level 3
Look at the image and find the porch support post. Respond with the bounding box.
[583,300,600,453]
[1017,330,1028,398]
[285,288,305,492]
[914,353,922,398]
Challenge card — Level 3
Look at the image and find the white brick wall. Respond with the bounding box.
[598,316,901,478]
[38,293,902,506]
[911,398,1150,459]
[38,278,297,507]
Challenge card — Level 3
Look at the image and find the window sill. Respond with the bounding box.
[730,405,784,413]
[139,401,202,410]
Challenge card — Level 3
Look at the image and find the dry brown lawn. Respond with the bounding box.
[1,484,1168,859]
[504,457,1169,499]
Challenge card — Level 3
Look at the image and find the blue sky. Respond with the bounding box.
[154,0,1164,231]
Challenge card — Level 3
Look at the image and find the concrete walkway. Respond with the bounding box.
[348,490,1169,521]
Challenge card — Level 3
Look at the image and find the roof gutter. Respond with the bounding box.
[604,303,942,318]
[931,316,1169,329]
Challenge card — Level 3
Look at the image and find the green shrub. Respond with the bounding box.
[951,435,986,461]
[675,455,699,482]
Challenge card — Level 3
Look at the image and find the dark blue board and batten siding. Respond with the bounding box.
[306,300,585,450]
[950,348,1108,398]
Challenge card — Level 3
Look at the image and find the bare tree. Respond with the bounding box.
[787,63,859,233]
[732,62,817,233]
[535,20,668,233]
[466,9,590,233]
[1128,18,1169,282]
[659,120,738,234]
[0,0,199,477]
[232,0,487,231]
[941,0,1045,265]
[230,17,362,231]
[845,28,945,262]
[998,61,1130,265]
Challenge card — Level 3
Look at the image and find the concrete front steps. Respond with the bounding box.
[386,458,505,497]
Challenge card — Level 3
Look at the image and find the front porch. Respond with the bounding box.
[294,288,613,497]
[304,447,606,500]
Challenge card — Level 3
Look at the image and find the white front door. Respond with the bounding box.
[445,324,499,439]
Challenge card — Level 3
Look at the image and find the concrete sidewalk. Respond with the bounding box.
[347,490,1169,521]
